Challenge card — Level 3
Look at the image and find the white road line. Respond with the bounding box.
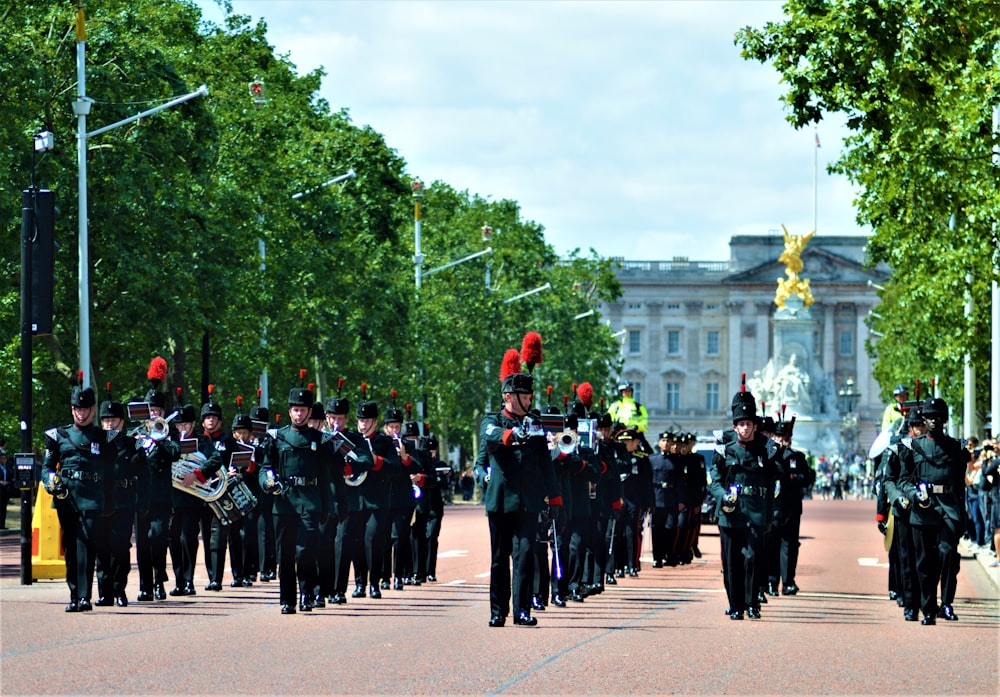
[858,557,889,568]
[437,550,469,558]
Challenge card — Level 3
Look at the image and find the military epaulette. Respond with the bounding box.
[106,430,120,442]
[900,437,914,450]
[45,427,60,441]
[267,428,279,440]
[320,431,335,444]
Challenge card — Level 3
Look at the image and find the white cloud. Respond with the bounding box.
[197,0,869,262]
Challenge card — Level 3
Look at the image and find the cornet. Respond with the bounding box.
[557,429,578,456]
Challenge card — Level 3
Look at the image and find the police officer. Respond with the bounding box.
[259,385,333,614]
[479,348,562,627]
[896,397,970,624]
[43,385,116,612]
[709,386,780,620]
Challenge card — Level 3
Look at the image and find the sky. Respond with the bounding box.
[194,0,869,262]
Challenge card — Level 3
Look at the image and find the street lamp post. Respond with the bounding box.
[74,6,207,385]
[838,377,861,460]
[413,178,424,290]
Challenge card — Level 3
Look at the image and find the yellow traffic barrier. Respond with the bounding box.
[31,483,65,580]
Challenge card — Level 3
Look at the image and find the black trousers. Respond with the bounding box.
[777,513,803,586]
[411,509,430,579]
[229,508,260,582]
[57,504,106,601]
[314,514,337,598]
[200,509,230,585]
[425,512,443,577]
[275,511,322,605]
[335,513,360,595]
[384,505,414,581]
[719,524,765,612]
[488,510,535,619]
[353,508,390,588]
[257,506,276,577]
[96,507,135,598]
[650,507,677,562]
[620,501,644,571]
[169,507,202,588]
[136,504,170,593]
[894,515,919,611]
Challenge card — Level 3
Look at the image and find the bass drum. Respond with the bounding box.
[868,430,892,460]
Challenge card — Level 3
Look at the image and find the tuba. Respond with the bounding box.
[172,451,228,502]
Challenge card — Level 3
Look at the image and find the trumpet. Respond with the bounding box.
[557,429,578,456]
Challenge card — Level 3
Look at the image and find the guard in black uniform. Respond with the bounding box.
[649,431,681,567]
[259,385,333,614]
[896,397,970,624]
[198,391,241,591]
[767,415,815,596]
[709,384,780,620]
[43,385,116,612]
[478,342,562,627]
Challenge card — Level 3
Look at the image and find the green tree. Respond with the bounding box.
[736,0,999,417]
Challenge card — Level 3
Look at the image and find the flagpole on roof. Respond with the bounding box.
[813,125,819,234]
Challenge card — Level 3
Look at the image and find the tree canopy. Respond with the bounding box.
[0,0,622,459]
[736,0,1000,419]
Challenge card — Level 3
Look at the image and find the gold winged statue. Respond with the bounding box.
[775,224,815,308]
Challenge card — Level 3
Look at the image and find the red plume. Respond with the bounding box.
[571,383,578,397]
[740,372,746,393]
[147,356,168,386]
[360,382,368,399]
[299,369,307,385]
[915,379,920,401]
[106,381,112,396]
[520,332,543,373]
[499,349,521,382]
[78,370,84,386]
[256,388,262,403]
[237,396,243,410]
[391,389,397,405]
[578,382,594,408]
[275,413,281,424]
[563,393,569,408]
[207,384,214,396]
[406,403,412,419]
[308,382,315,393]
[176,387,183,402]
[599,397,605,410]
[337,378,345,395]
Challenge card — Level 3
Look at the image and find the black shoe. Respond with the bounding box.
[888,590,899,601]
[782,583,799,596]
[729,610,744,620]
[489,615,506,627]
[903,608,918,621]
[427,575,437,582]
[588,584,604,595]
[379,580,390,590]
[352,585,366,599]
[369,585,382,599]
[757,592,768,605]
[312,595,325,608]
[725,607,733,615]
[281,604,296,615]
[65,600,80,613]
[154,583,167,600]
[627,568,638,578]
[920,615,936,625]
[115,594,128,607]
[393,578,404,591]
[568,590,586,602]
[137,591,155,602]
[230,578,245,588]
[531,595,546,611]
[652,560,663,568]
[205,582,222,592]
[692,545,702,558]
[551,594,567,607]
[77,599,93,612]
[299,594,313,612]
[242,577,254,587]
[767,583,779,597]
[615,569,625,578]
[938,605,958,621]
[95,596,114,607]
[413,576,425,585]
[513,612,537,627]
[605,574,617,585]
[260,571,276,582]
[332,593,347,605]
[747,607,761,619]
[896,596,905,607]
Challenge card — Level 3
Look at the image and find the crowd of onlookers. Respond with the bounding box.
[962,437,999,566]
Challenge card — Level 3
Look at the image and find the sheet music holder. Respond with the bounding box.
[127,402,152,421]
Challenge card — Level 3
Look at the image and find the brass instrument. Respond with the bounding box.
[171,451,228,502]
[557,429,578,456]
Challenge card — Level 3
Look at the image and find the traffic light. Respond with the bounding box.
[248,78,266,106]
[22,188,55,335]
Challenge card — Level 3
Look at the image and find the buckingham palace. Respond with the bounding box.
[598,233,890,455]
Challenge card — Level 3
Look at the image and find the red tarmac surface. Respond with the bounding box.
[1,498,997,696]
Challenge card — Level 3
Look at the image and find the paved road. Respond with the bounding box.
[1,499,997,695]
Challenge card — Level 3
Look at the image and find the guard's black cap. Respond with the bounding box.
[288,388,313,407]
[402,421,420,437]
[356,400,379,419]
[201,400,223,419]
[325,396,350,415]
[383,407,404,424]
[175,404,198,423]
[501,373,534,395]
[71,386,96,408]
[145,389,167,409]
[232,413,253,431]
[921,397,948,419]
[249,405,270,423]
[310,401,325,421]
[99,400,125,420]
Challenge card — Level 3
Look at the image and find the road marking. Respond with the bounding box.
[858,557,889,568]
[474,572,490,578]
[438,550,469,558]
[443,580,466,586]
